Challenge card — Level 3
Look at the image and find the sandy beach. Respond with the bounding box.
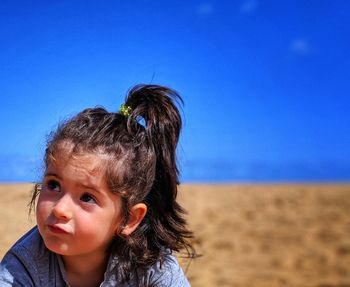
[1,183,350,286]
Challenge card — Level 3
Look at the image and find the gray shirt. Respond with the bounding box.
[0,227,190,286]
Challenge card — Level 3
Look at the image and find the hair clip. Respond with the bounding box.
[119,104,132,117]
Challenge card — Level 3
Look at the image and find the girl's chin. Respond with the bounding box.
[41,236,72,255]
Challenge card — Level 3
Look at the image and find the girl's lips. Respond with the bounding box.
[47,224,70,234]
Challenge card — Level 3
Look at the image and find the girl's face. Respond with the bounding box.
[36,152,122,259]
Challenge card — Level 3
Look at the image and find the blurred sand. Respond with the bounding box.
[1,184,350,287]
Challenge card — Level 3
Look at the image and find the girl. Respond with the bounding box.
[0,84,195,286]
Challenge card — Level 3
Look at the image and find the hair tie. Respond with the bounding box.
[119,104,132,117]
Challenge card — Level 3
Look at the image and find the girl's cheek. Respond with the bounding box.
[36,195,54,219]
[36,200,46,220]
[37,191,59,206]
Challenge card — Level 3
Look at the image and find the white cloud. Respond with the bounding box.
[240,0,258,14]
[290,39,312,55]
[196,2,214,16]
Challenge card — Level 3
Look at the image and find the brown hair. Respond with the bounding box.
[30,84,195,281]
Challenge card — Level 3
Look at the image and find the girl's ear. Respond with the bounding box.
[121,203,147,236]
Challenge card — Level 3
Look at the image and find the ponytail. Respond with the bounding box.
[125,84,182,186]
[112,85,195,280]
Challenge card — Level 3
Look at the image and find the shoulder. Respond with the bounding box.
[103,253,191,287]
[0,227,42,286]
[2,226,47,264]
[0,226,62,286]
[7,226,43,254]
[143,254,191,287]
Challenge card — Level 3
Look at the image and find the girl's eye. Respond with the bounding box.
[80,193,97,204]
[46,180,61,192]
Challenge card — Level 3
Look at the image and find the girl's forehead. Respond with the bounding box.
[47,150,108,176]
[45,152,111,192]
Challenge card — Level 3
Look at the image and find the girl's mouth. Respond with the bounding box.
[47,224,70,234]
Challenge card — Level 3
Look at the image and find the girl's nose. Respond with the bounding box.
[52,195,73,220]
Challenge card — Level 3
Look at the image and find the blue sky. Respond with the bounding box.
[1,0,349,182]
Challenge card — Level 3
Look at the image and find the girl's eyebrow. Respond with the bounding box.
[78,183,101,193]
[44,172,62,179]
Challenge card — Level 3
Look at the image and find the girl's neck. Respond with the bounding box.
[62,252,108,287]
